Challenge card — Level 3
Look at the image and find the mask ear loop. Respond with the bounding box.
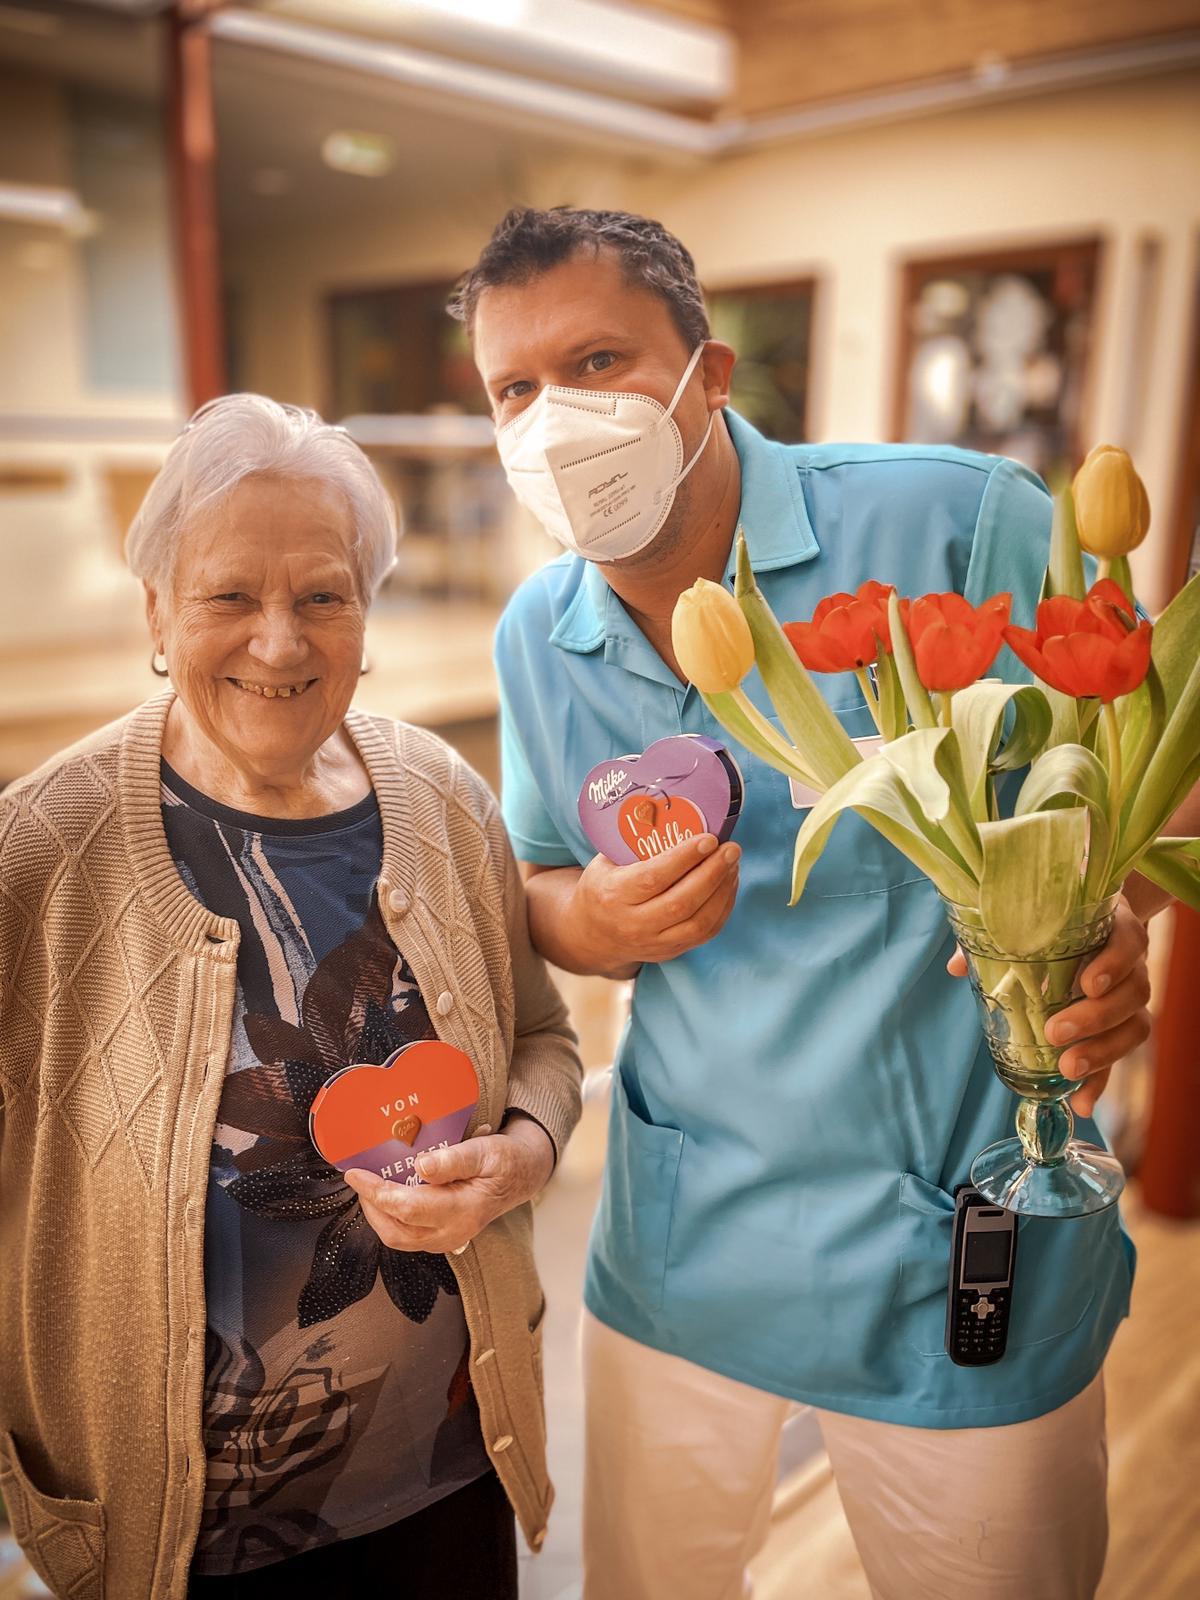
[652,343,715,506]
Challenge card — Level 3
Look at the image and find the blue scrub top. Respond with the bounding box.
[494,410,1133,1428]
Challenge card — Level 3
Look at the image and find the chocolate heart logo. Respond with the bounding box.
[393,1113,422,1145]
[617,793,706,860]
[309,1040,478,1184]
[578,734,743,866]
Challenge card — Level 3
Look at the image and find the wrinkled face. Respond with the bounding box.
[149,474,366,773]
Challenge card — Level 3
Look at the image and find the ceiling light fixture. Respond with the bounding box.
[320,129,396,176]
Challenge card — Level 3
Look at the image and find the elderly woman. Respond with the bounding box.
[0,396,581,1600]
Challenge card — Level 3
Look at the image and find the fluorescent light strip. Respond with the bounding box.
[0,184,87,227]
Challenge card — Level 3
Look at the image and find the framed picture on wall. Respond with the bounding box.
[892,239,1102,484]
[326,280,487,421]
[706,278,816,443]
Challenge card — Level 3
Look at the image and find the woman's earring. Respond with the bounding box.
[150,649,170,678]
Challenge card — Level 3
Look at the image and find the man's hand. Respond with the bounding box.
[525,833,741,978]
[344,1113,555,1256]
[947,896,1151,1117]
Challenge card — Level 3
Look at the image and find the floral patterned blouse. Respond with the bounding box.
[161,763,491,1576]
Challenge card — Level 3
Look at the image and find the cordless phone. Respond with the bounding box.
[945,1185,1018,1366]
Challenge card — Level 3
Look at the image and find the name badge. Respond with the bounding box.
[788,735,885,810]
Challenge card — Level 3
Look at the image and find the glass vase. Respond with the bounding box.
[941,894,1126,1219]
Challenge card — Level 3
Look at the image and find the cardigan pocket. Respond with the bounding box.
[0,1431,106,1600]
[529,1296,546,1395]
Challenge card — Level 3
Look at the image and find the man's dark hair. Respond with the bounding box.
[448,206,710,348]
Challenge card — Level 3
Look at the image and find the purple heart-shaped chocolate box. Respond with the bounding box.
[577,734,743,865]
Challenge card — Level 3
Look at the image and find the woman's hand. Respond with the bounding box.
[946,895,1151,1117]
[343,1112,555,1255]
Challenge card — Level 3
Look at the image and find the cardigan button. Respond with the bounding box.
[474,1347,495,1366]
[436,991,455,1016]
[472,1123,492,1138]
[492,1435,513,1453]
[387,889,409,915]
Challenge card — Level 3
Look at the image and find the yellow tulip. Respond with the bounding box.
[1072,444,1150,560]
[671,577,755,693]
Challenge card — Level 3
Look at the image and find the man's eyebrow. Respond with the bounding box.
[488,334,632,389]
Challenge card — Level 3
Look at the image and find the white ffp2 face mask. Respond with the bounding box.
[494,343,714,562]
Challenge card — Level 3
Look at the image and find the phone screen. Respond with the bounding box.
[963,1228,1012,1284]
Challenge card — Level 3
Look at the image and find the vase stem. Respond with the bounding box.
[1016,1097,1073,1166]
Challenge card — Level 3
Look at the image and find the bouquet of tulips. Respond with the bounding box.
[671,446,1200,1215]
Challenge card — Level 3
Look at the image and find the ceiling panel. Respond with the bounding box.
[729,0,1200,116]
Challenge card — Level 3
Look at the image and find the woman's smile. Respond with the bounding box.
[227,676,318,699]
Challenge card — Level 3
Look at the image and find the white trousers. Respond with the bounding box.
[582,1311,1108,1600]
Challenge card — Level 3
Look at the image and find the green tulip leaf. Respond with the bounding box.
[1117,650,1200,874]
[977,810,1088,955]
[879,727,951,822]
[1148,569,1200,723]
[790,745,977,906]
[887,590,937,731]
[1014,743,1112,901]
[702,687,822,790]
[1107,554,1135,608]
[734,532,861,788]
[950,681,1053,819]
[873,649,909,742]
[1041,483,1087,602]
[1116,656,1166,814]
[1130,836,1200,916]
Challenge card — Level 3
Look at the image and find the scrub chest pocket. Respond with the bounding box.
[759,706,927,898]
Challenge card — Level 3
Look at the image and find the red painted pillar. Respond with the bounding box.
[1140,905,1200,1218]
[166,1,227,410]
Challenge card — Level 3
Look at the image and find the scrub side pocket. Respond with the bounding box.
[892,1172,1119,1357]
[592,1067,684,1315]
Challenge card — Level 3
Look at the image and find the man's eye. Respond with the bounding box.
[307,593,340,606]
[213,593,249,604]
[583,351,617,374]
[500,379,535,402]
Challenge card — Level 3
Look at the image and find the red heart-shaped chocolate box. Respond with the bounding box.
[309,1040,479,1182]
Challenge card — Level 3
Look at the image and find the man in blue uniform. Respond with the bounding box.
[450,207,1177,1600]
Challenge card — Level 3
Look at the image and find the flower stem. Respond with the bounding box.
[938,691,954,728]
[855,668,882,734]
[1095,699,1123,897]
[1097,557,1111,582]
[1078,698,1102,741]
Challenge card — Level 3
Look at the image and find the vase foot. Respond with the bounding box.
[970,1138,1125,1218]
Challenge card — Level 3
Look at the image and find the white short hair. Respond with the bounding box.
[125,394,399,598]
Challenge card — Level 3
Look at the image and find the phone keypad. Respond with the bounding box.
[948,1286,1010,1365]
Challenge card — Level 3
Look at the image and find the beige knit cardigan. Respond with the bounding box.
[0,693,582,1600]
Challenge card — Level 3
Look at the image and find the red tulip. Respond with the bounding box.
[901,592,1012,692]
[1003,579,1152,703]
[784,582,899,673]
